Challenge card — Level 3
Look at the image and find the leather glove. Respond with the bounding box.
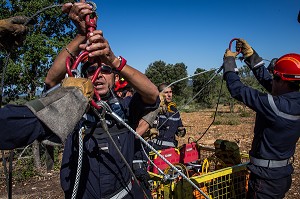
[236,38,263,70]
[267,58,278,74]
[61,77,94,101]
[158,93,167,114]
[222,49,238,79]
[142,108,160,128]
[0,16,29,49]
[176,127,186,137]
[236,39,253,58]
[147,128,159,140]
[25,77,93,143]
[224,48,239,58]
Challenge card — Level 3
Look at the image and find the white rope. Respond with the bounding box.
[71,127,84,199]
[158,68,220,129]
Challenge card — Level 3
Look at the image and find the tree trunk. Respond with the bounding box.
[45,145,54,173]
[32,140,41,170]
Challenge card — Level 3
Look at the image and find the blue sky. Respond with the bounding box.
[95,0,300,75]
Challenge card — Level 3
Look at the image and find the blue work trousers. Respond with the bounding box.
[247,173,292,199]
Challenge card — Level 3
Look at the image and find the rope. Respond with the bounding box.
[157,67,220,130]
[141,143,165,176]
[196,78,224,142]
[23,4,63,26]
[71,127,84,199]
[99,101,210,199]
[91,104,151,199]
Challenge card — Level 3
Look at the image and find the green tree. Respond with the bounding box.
[0,0,75,104]
[192,68,223,108]
[145,60,189,103]
[0,0,76,173]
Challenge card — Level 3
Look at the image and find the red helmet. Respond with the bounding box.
[114,78,128,91]
[273,53,300,81]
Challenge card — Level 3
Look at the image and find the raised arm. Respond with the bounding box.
[84,30,159,104]
[45,2,93,89]
[236,38,273,92]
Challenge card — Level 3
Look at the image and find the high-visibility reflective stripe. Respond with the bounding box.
[110,181,132,199]
[267,94,300,120]
[158,115,181,121]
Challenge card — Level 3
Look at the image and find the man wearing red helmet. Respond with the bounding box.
[223,39,300,199]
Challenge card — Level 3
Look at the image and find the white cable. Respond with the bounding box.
[104,104,210,199]
[71,127,84,199]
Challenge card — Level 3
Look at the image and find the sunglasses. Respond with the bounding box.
[86,64,114,76]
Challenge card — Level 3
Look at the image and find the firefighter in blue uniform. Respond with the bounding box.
[130,83,187,198]
[223,38,300,199]
[148,83,186,150]
[45,2,159,199]
[0,16,93,150]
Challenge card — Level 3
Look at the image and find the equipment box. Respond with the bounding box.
[150,147,180,174]
[179,142,199,164]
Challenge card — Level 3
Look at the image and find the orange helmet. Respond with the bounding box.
[273,53,300,81]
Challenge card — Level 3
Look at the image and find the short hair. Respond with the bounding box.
[158,83,170,92]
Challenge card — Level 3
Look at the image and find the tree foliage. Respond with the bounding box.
[145,60,189,102]
[0,0,76,104]
[192,68,223,108]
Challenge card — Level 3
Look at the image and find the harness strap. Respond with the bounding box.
[86,124,128,140]
[151,138,175,147]
[250,156,293,168]
[109,180,132,199]
[132,160,147,170]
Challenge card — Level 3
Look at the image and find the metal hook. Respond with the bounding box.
[86,1,97,11]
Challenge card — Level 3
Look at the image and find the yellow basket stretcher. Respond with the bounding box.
[148,142,250,199]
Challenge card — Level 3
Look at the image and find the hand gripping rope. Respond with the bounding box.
[65,1,102,110]
[64,2,100,199]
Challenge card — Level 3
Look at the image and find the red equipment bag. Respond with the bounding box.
[150,147,180,174]
[179,142,199,164]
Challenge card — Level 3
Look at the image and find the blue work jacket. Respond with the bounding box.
[60,93,159,198]
[225,65,300,179]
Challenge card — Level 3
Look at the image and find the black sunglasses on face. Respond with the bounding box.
[86,65,113,76]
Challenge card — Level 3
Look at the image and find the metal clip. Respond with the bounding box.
[86,1,97,11]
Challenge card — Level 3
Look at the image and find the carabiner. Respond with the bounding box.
[65,1,102,109]
[228,38,242,55]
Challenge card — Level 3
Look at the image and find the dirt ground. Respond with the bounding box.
[0,106,300,199]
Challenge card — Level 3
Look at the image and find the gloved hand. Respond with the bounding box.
[223,48,239,58]
[236,38,263,70]
[222,49,238,79]
[142,128,159,140]
[141,108,160,128]
[267,58,278,74]
[26,77,93,143]
[176,127,186,137]
[159,93,167,114]
[0,16,29,49]
[61,77,94,101]
[236,39,253,58]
